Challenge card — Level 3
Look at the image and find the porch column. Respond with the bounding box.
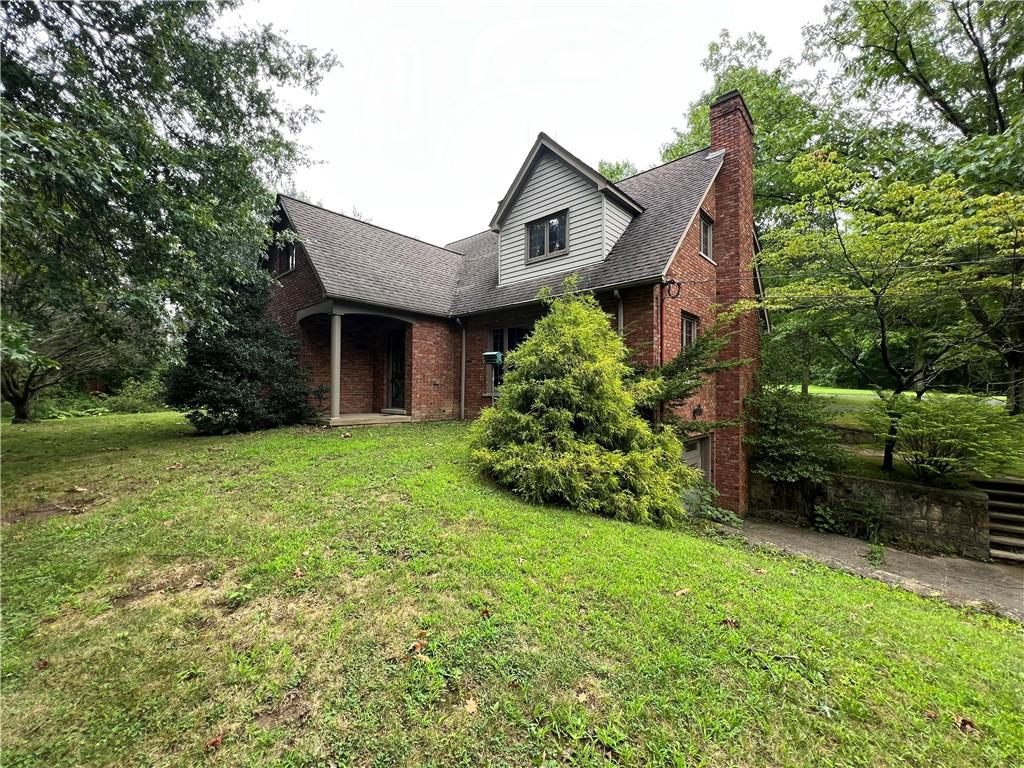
[330,313,341,419]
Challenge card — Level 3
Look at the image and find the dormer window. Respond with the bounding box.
[700,213,714,262]
[526,210,568,262]
[269,242,296,275]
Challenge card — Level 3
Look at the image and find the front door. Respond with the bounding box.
[387,329,406,410]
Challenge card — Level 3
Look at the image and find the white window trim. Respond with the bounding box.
[699,214,715,264]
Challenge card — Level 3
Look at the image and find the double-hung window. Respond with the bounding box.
[526,210,568,262]
[682,313,699,348]
[699,213,713,262]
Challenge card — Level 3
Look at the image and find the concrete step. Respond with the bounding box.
[975,478,1024,493]
[983,489,1024,502]
[989,534,1024,549]
[990,521,1024,536]
[990,548,1024,563]
[989,499,1024,513]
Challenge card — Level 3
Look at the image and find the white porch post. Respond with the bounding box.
[330,313,342,420]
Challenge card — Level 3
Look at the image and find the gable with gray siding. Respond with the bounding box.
[497,149,634,286]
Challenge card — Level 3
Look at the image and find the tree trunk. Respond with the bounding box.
[1008,355,1023,416]
[881,406,899,472]
[8,394,34,423]
[800,331,811,396]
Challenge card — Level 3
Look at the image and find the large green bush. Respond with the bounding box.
[860,395,1024,481]
[165,281,315,434]
[470,289,698,526]
[745,383,847,483]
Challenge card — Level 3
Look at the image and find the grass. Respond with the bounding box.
[2,413,1022,767]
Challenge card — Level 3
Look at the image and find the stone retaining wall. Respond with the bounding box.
[749,473,990,560]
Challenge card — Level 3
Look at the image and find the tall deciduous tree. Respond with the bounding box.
[0,1,336,418]
[807,0,1024,408]
[763,151,1024,468]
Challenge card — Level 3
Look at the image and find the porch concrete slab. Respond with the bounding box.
[742,519,1024,622]
[326,413,412,427]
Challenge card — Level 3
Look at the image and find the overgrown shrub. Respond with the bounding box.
[860,395,1024,481]
[105,377,167,413]
[165,281,315,434]
[470,287,699,526]
[745,383,847,483]
[32,386,110,419]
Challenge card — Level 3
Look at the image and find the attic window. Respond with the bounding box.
[699,213,714,262]
[526,210,568,262]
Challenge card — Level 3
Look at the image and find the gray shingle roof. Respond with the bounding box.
[277,146,721,318]
[278,195,463,317]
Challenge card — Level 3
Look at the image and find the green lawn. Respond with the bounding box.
[2,414,1022,767]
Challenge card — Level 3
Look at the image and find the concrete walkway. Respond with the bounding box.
[742,519,1024,622]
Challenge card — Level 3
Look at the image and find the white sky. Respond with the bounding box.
[236,0,825,246]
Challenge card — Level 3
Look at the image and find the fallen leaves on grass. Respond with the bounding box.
[464,697,478,714]
[166,462,184,470]
[720,618,740,629]
[205,735,223,752]
[293,567,304,579]
[923,710,938,720]
[35,658,50,670]
[674,588,691,596]
[953,714,980,735]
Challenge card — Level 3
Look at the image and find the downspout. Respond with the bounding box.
[613,289,624,335]
[658,282,665,423]
[456,318,466,420]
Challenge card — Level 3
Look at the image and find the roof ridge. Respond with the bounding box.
[616,145,715,184]
[277,194,465,257]
[445,228,494,249]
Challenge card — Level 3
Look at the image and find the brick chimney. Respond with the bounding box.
[709,90,759,515]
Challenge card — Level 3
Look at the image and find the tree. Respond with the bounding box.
[164,280,315,434]
[1,1,336,417]
[860,395,1024,481]
[598,159,638,183]
[660,31,901,230]
[745,383,848,483]
[1,308,169,422]
[763,151,1024,469]
[470,285,698,526]
[808,0,1024,409]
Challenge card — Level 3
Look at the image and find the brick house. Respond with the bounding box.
[268,90,764,513]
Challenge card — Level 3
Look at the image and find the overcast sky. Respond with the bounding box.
[236,0,825,246]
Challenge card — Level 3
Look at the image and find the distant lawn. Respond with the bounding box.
[2,414,1022,767]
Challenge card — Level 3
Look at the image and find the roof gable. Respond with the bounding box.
[488,133,644,230]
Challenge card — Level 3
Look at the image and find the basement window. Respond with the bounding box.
[526,210,568,262]
[700,213,714,262]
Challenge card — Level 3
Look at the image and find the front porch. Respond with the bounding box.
[296,302,413,424]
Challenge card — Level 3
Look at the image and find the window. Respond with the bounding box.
[525,210,568,262]
[488,327,529,393]
[269,243,295,275]
[699,214,713,261]
[682,313,699,347]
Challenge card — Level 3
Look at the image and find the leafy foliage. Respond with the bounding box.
[859,395,1024,481]
[471,287,698,526]
[165,281,315,434]
[1,308,169,422]
[597,159,638,183]
[745,383,847,483]
[0,1,336,417]
[762,150,1024,465]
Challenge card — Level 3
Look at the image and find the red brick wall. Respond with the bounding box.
[661,182,719,431]
[266,245,329,412]
[409,317,460,420]
[709,92,760,515]
[463,306,546,418]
